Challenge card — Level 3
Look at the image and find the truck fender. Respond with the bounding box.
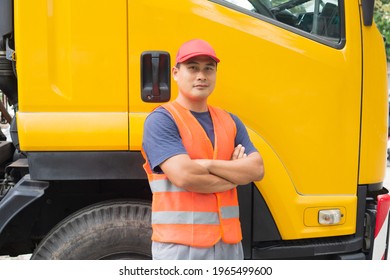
[0,175,48,234]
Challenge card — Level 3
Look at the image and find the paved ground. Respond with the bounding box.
[0,254,30,260]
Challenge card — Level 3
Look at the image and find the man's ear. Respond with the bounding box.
[172,66,178,81]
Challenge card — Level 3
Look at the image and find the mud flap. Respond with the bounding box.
[372,194,390,259]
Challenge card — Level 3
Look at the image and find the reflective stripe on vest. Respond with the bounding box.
[221,206,240,219]
[142,101,242,247]
[153,211,220,225]
[149,179,186,193]
[152,207,240,225]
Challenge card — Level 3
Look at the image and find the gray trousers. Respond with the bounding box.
[152,240,244,260]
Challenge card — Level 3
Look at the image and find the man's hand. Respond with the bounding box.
[196,144,247,169]
[231,144,247,160]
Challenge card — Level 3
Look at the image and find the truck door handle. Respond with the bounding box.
[141,51,171,102]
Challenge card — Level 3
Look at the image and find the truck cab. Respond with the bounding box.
[0,0,389,260]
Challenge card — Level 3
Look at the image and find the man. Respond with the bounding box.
[142,39,264,260]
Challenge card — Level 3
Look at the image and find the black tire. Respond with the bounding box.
[31,200,152,260]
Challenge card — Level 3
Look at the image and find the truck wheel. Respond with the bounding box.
[31,200,152,260]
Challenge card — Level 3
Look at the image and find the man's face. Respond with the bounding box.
[172,55,217,102]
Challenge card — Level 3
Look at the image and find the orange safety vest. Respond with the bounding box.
[142,101,242,247]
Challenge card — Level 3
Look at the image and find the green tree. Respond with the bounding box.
[374,0,390,60]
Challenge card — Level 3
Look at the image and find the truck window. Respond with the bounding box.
[219,0,342,44]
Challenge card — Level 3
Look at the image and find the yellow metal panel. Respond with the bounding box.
[14,0,128,150]
[15,0,128,112]
[17,112,128,151]
[358,21,388,184]
[249,129,356,238]
[129,113,148,151]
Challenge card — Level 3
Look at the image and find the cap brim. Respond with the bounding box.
[177,52,220,63]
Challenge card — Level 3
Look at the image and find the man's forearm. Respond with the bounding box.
[160,154,237,194]
[183,171,237,193]
[197,153,264,185]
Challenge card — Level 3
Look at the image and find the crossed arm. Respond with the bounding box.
[160,145,264,194]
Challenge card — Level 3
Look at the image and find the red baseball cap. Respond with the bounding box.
[175,39,220,64]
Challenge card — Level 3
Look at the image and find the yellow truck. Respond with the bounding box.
[0,0,389,260]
